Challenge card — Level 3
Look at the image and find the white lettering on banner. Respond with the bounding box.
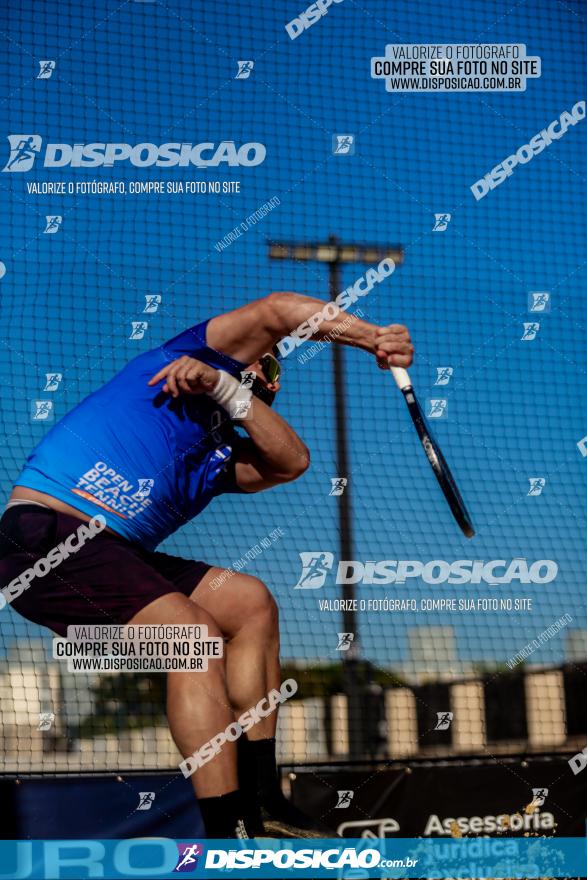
[423,811,555,836]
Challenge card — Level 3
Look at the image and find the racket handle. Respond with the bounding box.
[389,366,412,391]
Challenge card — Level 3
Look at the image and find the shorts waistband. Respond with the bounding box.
[5,500,51,511]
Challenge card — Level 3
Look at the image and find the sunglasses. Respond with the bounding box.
[259,352,281,385]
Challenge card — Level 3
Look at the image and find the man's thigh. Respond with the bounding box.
[0,506,207,636]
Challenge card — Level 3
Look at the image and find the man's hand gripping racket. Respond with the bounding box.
[389,365,475,537]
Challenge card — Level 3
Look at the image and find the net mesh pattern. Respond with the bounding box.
[0,0,585,773]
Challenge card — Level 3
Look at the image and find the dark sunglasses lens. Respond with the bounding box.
[261,355,281,384]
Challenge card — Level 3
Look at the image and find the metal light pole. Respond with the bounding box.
[268,236,404,758]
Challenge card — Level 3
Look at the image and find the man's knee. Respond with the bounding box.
[243,575,279,627]
[191,570,279,637]
[182,600,223,638]
[130,591,221,636]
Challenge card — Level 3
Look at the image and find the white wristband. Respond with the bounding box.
[208,370,253,419]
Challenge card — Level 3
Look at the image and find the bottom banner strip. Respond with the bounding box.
[1,837,586,879]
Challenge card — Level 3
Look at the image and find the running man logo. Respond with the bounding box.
[335,790,355,808]
[31,400,53,421]
[144,294,162,313]
[529,291,551,312]
[175,843,203,872]
[434,367,453,386]
[44,215,62,234]
[129,321,148,340]
[333,134,355,155]
[433,213,451,231]
[330,477,347,496]
[531,787,548,807]
[434,711,453,730]
[37,60,56,79]
[336,632,354,651]
[134,479,155,500]
[136,792,156,811]
[239,370,256,390]
[3,135,42,172]
[522,322,540,340]
[236,60,254,79]
[229,371,256,420]
[427,399,448,419]
[44,372,62,391]
[294,551,334,589]
[37,712,55,731]
[232,398,252,418]
[528,477,546,496]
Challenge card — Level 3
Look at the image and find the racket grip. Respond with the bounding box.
[389,366,412,391]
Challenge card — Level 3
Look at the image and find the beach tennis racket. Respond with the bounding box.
[390,366,475,538]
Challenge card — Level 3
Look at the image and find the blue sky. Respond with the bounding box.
[0,0,585,669]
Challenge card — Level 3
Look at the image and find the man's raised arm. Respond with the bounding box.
[206,292,413,369]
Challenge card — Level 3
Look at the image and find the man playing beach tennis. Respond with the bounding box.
[0,292,413,838]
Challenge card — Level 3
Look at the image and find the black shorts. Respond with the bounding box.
[0,505,211,636]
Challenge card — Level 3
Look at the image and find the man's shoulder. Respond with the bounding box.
[66,349,167,416]
[105,347,167,386]
[160,320,210,359]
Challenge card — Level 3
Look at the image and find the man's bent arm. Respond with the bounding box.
[233,396,310,492]
[147,356,310,492]
[206,292,413,368]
